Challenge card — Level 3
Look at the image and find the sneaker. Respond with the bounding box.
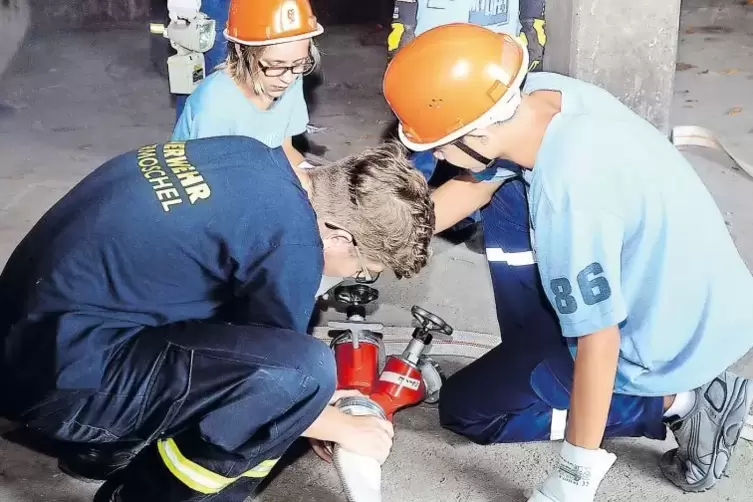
[660,371,753,492]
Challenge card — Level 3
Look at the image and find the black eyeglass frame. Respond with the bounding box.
[323,222,381,284]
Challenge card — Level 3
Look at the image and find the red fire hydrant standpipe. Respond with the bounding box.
[326,285,453,502]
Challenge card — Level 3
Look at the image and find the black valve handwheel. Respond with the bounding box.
[411,306,453,336]
[333,284,379,306]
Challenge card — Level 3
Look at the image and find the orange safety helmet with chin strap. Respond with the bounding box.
[383,23,530,152]
[224,0,324,46]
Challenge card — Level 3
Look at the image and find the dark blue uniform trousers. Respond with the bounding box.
[17,322,335,501]
[439,175,667,444]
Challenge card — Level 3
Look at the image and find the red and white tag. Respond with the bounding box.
[379,371,421,391]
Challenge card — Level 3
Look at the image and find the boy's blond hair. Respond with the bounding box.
[308,142,435,279]
[221,41,321,95]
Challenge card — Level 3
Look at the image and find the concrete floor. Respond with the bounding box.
[1,1,753,501]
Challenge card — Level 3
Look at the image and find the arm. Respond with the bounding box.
[535,199,628,443]
[302,405,351,442]
[528,201,626,502]
[282,136,307,168]
[432,174,502,233]
[387,0,418,60]
[283,79,311,169]
[567,325,621,449]
[232,242,322,333]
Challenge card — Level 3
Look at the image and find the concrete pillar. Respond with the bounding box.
[543,0,682,134]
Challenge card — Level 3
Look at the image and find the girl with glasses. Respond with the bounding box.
[171,0,323,172]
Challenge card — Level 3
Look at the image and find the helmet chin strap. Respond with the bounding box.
[452,140,497,168]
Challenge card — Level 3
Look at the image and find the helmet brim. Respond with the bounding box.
[224,23,324,46]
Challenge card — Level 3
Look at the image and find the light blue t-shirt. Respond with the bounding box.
[498,73,753,397]
[171,70,309,147]
[415,0,521,37]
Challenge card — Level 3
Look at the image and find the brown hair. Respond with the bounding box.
[307,142,435,279]
[221,40,321,95]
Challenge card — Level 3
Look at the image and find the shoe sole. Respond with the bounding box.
[662,376,752,492]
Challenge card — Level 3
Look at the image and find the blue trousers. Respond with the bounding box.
[16,322,335,502]
[175,0,230,121]
[439,179,667,444]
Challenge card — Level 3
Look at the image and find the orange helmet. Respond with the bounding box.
[225,0,324,46]
[383,23,529,152]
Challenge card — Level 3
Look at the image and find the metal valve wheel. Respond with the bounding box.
[411,306,453,336]
[333,284,379,306]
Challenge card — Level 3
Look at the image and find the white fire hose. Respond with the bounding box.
[334,396,386,502]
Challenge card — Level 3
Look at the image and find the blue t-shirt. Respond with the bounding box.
[494,73,753,396]
[0,136,323,394]
[415,0,521,37]
[171,71,310,147]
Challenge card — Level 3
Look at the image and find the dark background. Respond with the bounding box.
[29,0,395,30]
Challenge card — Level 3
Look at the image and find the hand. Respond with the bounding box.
[527,441,616,502]
[336,414,395,465]
[309,389,366,462]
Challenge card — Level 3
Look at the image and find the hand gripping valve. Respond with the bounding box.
[326,284,453,502]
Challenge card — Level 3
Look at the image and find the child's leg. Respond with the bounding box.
[439,337,667,444]
[439,179,666,444]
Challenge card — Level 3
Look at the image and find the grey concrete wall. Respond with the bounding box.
[544,0,682,133]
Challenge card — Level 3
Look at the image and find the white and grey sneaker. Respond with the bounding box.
[660,371,753,492]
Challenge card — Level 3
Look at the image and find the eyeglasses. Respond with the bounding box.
[257,58,314,77]
[324,222,381,284]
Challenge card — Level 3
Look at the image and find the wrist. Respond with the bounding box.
[327,408,353,444]
[562,440,599,460]
[560,440,616,472]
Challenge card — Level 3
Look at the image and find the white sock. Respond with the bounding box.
[664,391,696,418]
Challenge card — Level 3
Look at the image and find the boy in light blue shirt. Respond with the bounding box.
[383,24,753,502]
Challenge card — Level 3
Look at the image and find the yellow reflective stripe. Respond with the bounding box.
[241,458,279,478]
[157,438,280,494]
[158,439,226,494]
[533,19,547,46]
[519,32,529,47]
[388,23,405,52]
